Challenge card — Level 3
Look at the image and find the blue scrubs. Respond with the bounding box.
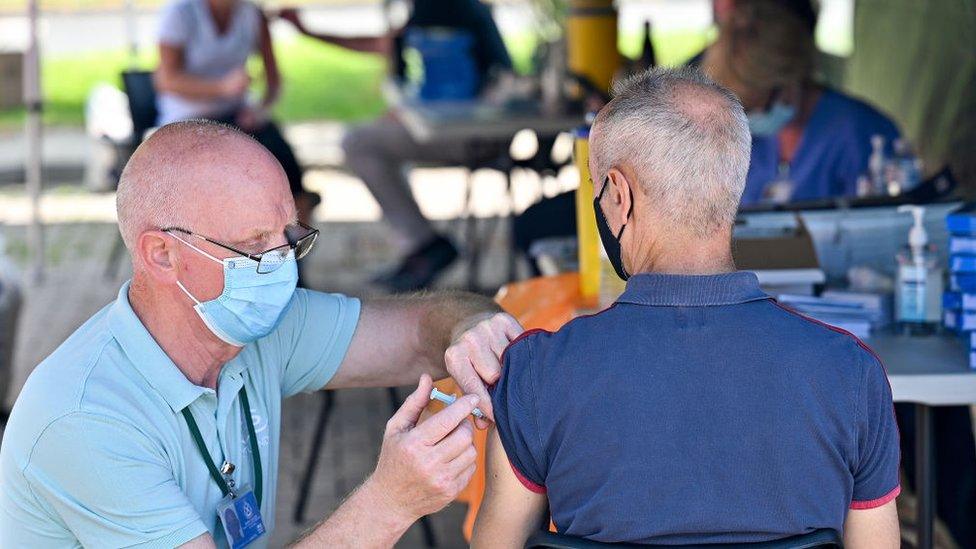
[741,89,901,205]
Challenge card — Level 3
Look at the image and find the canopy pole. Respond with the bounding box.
[24,0,44,282]
[124,0,138,66]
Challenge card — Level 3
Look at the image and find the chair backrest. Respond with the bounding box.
[524,529,842,549]
[0,277,23,412]
[121,70,158,143]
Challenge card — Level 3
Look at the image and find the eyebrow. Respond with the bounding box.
[231,230,276,249]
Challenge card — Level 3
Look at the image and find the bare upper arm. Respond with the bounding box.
[155,43,185,88]
[327,298,418,388]
[177,532,217,548]
[256,11,279,84]
[843,500,900,548]
[471,429,548,549]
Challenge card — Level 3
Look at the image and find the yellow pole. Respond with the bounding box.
[566,0,621,95]
[567,0,619,299]
[574,129,599,299]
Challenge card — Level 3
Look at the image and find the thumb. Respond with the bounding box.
[386,374,434,434]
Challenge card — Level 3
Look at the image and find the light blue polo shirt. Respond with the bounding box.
[0,282,360,548]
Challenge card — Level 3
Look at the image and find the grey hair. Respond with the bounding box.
[590,66,751,236]
[116,119,253,253]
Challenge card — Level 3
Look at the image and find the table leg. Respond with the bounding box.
[463,171,481,292]
[915,403,934,549]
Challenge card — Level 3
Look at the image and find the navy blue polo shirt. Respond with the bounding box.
[492,272,900,544]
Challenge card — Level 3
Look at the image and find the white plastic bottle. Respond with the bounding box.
[895,205,943,333]
[869,134,886,195]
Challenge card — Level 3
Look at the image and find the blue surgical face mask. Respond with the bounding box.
[747,101,796,137]
[170,234,298,347]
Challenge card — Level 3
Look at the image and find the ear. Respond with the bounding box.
[605,168,634,232]
[137,230,180,284]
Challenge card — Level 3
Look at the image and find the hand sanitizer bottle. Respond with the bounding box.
[895,205,943,334]
[869,135,886,195]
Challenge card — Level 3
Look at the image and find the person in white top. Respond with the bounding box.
[154,0,318,234]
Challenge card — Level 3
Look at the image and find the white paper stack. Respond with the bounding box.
[776,292,888,340]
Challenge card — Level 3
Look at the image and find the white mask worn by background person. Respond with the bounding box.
[747,101,796,137]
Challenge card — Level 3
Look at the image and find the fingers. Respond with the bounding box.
[446,449,478,494]
[487,326,510,360]
[413,394,478,445]
[431,419,474,461]
[498,313,524,341]
[386,374,434,435]
[446,354,494,425]
[457,462,477,489]
[443,313,525,427]
[447,444,478,471]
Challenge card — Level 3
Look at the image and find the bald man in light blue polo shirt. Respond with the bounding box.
[0,120,523,548]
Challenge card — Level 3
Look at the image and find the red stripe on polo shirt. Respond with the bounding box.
[772,300,903,496]
[495,306,619,494]
[771,301,890,379]
[851,485,901,509]
[509,459,547,493]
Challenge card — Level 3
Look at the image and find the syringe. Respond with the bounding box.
[429,388,487,420]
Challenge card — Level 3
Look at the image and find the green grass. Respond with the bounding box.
[0,28,712,130]
[0,0,367,14]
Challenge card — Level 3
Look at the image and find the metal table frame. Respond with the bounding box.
[390,91,584,291]
[866,333,976,549]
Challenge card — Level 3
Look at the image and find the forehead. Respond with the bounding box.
[180,141,294,242]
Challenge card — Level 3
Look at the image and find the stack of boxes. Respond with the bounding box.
[943,205,976,368]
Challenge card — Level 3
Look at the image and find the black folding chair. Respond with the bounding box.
[122,70,158,146]
[105,70,158,280]
[0,277,21,427]
[525,529,842,549]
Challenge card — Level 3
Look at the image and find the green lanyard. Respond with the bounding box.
[181,386,263,507]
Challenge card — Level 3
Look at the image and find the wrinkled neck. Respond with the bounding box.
[627,226,736,276]
[129,274,240,389]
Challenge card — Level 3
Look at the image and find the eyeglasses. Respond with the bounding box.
[164,221,319,274]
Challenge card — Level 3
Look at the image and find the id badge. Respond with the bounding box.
[217,486,266,549]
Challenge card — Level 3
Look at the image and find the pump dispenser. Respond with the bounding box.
[895,205,943,331]
[901,205,928,260]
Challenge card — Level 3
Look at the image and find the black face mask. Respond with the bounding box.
[593,177,632,281]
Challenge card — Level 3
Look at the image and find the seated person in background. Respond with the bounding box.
[282,0,514,292]
[274,7,390,54]
[153,0,319,227]
[472,67,901,547]
[701,0,900,204]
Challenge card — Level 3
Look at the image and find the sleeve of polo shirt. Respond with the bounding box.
[157,0,190,46]
[275,289,361,397]
[491,333,547,493]
[850,347,901,509]
[23,412,209,548]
